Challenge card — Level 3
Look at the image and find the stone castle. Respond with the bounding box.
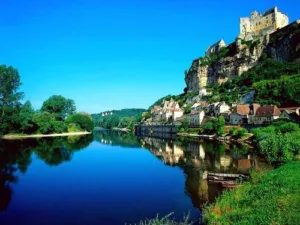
[185,6,300,92]
[239,6,289,41]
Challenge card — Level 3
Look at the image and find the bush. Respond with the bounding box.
[260,132,300,165]
[33,112,56,134]
[236,128,247,139]
[66,113,94,131]
[52,121,67,133]
[68,123,82,132]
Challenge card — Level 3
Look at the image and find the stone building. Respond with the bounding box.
[151,99,184,122]
[230,105,250,125]
[205,39,226,57]
[253,105,281,125]
[239,6,289,40]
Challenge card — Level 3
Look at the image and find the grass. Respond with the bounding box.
[127,213,194,225]
[203,162,300,225]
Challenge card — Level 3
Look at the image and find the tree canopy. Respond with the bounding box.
[0,65,24,134]
[41,95,76,121]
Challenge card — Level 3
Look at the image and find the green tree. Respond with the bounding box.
[17,101,36,133]
[66,113,94,131]
[33,112,56,134]
[214,116,225,135]
[41,95,76,120]
[0,65,24,134]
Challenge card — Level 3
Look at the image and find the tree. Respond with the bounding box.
[214,116,225,135]
[33,112,56,134]
[66,113,94,132]
[0,65,24,134]
[41,95,76,121]
[17,101,36,133]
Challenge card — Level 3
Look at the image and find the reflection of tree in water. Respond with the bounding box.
[0,140,32,212]
[94,131,141,148]
[0,134,93,211]
[34,135,93,166]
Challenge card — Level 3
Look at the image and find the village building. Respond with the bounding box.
[151,106,162,121]
[151,98,184,122]
[214,102,231,117]
[191,103,203,112]
[239,6,289,40]
[248,103,261,124]
[187,110,205,127]
[279,107,300,122]
[230,105,250,125]
[253,105,281,125]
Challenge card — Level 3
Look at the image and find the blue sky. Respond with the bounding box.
[1,0,298,113]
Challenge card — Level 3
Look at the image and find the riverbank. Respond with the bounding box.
[1,131,92,140]
[203,161,300,224]
[177,132,254,145]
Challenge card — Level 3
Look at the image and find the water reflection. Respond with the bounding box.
[0,131,262,221]
[94,130,141,148]
[137,135,262,208]
[0,134,93,212]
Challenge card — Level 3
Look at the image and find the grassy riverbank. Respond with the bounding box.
[203,162,300,224]
[1,131,91,140]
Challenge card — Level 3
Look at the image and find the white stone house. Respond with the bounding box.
[187,111,205,127]
[151,106,162,121]
[214,102,230,117]
[151,98,184,122]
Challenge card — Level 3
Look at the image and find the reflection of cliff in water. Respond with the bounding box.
[139,136,262,207]
[0,134,93,212]
[94,130,141,148]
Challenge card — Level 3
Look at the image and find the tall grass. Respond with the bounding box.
[127,213,194,225]
[203,162,300,224]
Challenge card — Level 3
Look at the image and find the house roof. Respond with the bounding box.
[279,107,300,114]
[255,105,281,117]
[232,105,250,116]
[249,103,261,115]
[191,103,201,108]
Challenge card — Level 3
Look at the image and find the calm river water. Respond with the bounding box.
[0,131,261,225]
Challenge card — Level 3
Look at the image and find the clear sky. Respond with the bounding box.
[1,0,298,113]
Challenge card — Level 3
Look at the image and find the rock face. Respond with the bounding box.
[185,21,300,92]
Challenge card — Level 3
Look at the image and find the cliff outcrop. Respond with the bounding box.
[185,20,300,92]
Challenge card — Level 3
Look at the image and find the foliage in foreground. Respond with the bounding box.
[203,162,300,225]
[251,121,300,165]
[128,213,193,225]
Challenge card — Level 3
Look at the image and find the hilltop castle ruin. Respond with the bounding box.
[239,6,289,40]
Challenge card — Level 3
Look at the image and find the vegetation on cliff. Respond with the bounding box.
[204,59,300,106]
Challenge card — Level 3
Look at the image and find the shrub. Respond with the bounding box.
[33,112,56,134]
[52,121,67,133]
[259,132,300,165]
[66,113,94,131]
[236,128,247,139]
[68,123,82,132]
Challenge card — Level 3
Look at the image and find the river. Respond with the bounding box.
[0,131,262,225]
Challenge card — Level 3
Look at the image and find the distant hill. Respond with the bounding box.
[91,108,146,119]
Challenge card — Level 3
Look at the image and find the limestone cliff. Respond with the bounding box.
[185,20,300,91]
